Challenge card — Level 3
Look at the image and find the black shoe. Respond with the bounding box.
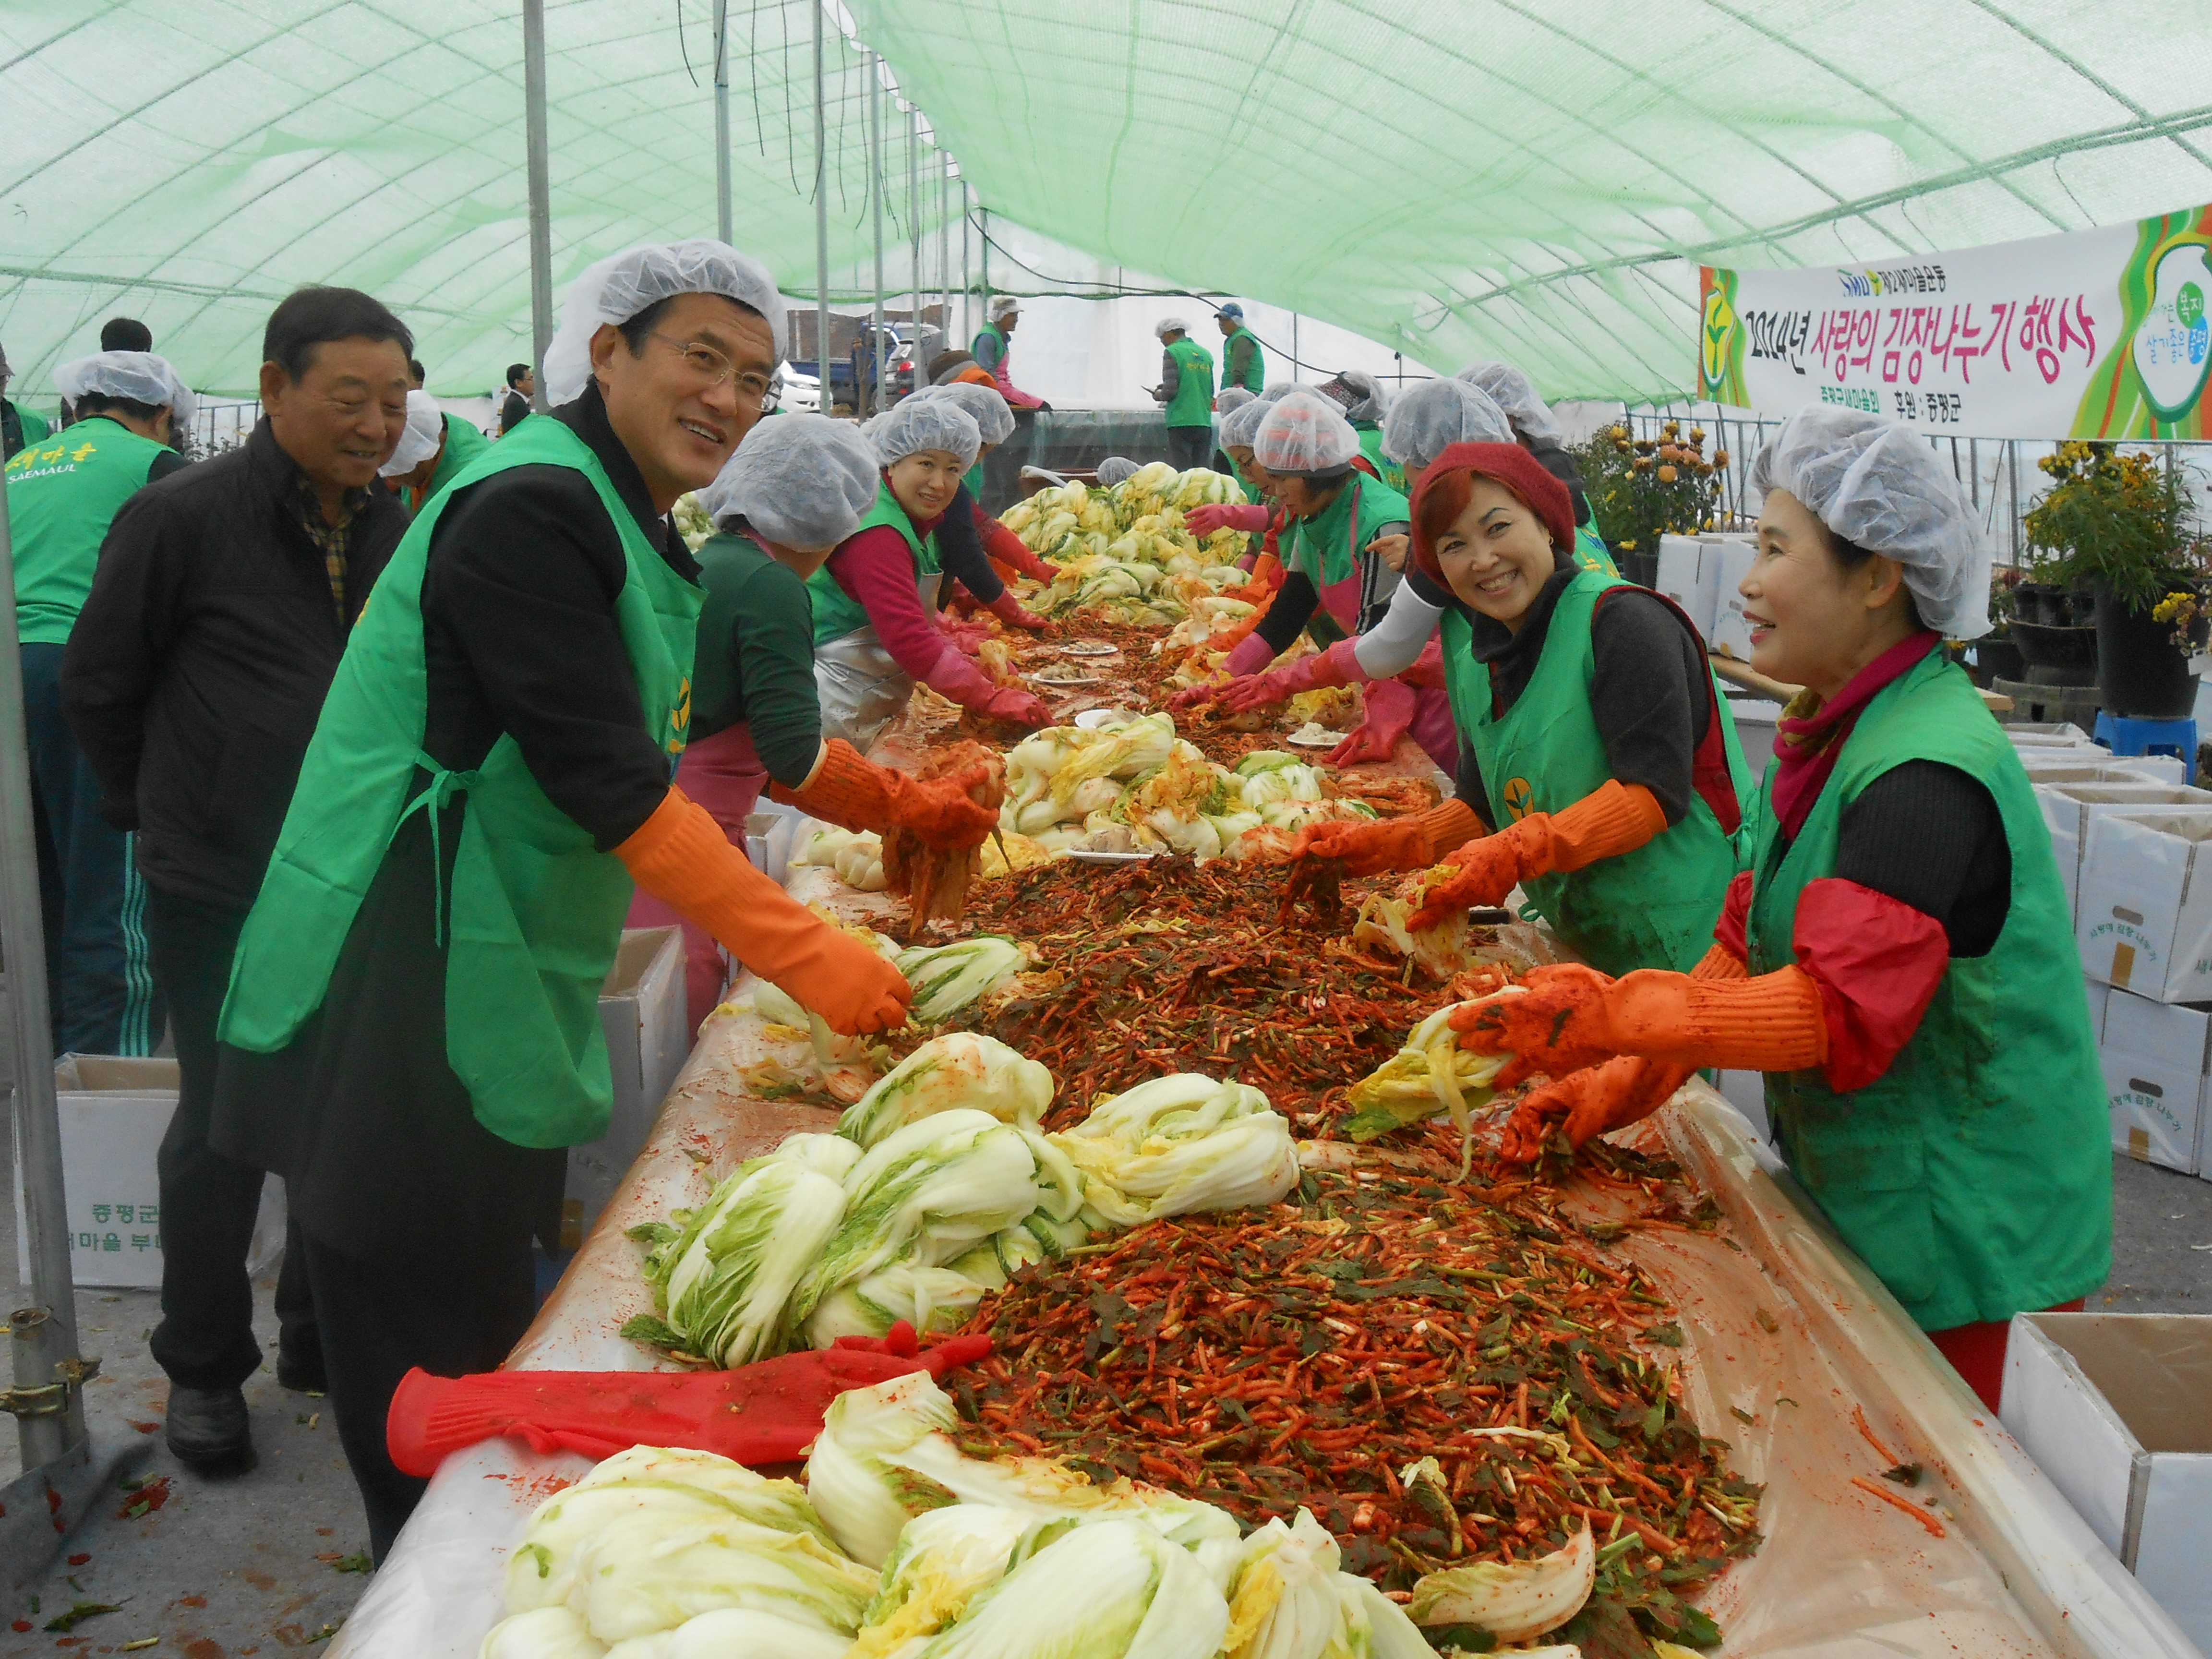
[276,1349,326,1395]
[165,1386,255,1473]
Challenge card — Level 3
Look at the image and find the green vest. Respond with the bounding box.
[807,480,938,647]
[1224,327,1265,393]
[1744,649,2112,1332]
[424,412,492,504]
[218,416,701,1149]
[973,325,1010,374]
[1164,337,1214,429]
[1440,607,1482,755]
[1288,473,1408,591]
[1573,522,1619,579]
[3,416,170,644]
[1463,568,1749,976]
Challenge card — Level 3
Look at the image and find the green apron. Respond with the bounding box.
[1164,337,1215,429]
[1745,649,2111,1332]
[1287,473,1407,653]
[1573,522,1619,578]
[807,480,938,646]
[219,416,701,1149]
[1463,568,1749,975]
[807,482,942,750]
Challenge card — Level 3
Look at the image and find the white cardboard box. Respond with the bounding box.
[2009,722,2094,744]
[1703,538,1759,661]
[2001,1313,2212,1653]
[2020,757,2189,789]
[2040,783,2212,924]
[1655,534,1716,640]
[563,926,689,1249]
[2099,990,2212,1173]
[2078,812,2212,1001]
[10,1056,285,1289]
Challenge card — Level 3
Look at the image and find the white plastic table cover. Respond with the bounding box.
[327,873,2195,1659]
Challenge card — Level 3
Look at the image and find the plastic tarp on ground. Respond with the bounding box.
[5,3,2211,403]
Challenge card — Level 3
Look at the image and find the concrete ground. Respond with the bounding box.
[4,1136,2208,1654]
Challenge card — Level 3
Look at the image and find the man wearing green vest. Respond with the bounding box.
[211,240,910,1557]
[1151,318,1215,471]
[8,351,190,1058]
[1462,407,2110,1413]
[971,296,1046,410]
[1214,302,1264,395]
[380,388,493,514]
[1,340,52,460]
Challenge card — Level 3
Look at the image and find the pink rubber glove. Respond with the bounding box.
[1327,677,1416,765]
[939,618,993,656]
[985,589,1049,632]
[1186,502,1270,537]
[976,685,1053,726]
[1220,633,1276,679]
[1216,641,1358,713]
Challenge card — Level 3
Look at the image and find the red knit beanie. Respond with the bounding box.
[1409,441,1576,585]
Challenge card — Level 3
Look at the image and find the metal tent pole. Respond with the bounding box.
[523,0,555,412]
[907,108,920,367]
[0,458,83,1475]
[812,0,829,409]
[962,182,973,347]
[938,152,950,346]
[869,54,886,413]
[713,0,732,244]
[980,201,990,327]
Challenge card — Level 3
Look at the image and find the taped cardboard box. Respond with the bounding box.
[2077,812,2212,1001]
[563,927,688,1250]
[1655,533,1717,640]
[2097,989,2212,1174]
[2002,1313,2212,1655]
[2039,782,2212,925]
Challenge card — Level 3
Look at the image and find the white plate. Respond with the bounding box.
[1060,849,1162,864]
[1074,707,1141,730]
[1032,673,1105,688]
[1287,726,1346,748]
[1059,640,1121,658]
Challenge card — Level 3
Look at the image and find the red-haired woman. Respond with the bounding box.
[1292,442,1750,978]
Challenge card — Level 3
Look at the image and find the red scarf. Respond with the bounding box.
[1769,631,1939,838]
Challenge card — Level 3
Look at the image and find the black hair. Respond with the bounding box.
[99,317,153,353]
[1824,526,1927,629]
[505,362,531,387]
[408,359,427,385]
[72,392,167,423]
[262,287,413,384]
[613,293,769,360]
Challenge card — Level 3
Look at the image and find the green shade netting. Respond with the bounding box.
[4,0,2211,402]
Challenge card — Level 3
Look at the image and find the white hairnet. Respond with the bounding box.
[541,239,787,406]
[1748,405,1992,638]
[1253,388,1360,477]
[697,414,881,547]
[1154,317,1191,341]
[1215,386,1255,416]
[1096,456,1138,488]
[1258,381,1298,403]
[53,350,196,427]
[1325,370,1389,424]
[988,295,1020,323]
[871,395,982,468]
[1219,398,1272,451]
[914,382,1014,445]
[379,390,445,477]
[1382,377,1514,470]
[1454,360,1563,447]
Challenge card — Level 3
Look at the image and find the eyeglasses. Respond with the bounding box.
[649,332,776,408]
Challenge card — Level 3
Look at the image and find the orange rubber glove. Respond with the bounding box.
[1452,956,1824,1089]
[615,789,911,1035]
[1407,780,1667,930]
[1287,798,1483,877]
[772,740,998,849]
[1498,943,1746,1162]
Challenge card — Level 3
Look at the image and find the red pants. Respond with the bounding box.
[1927,1298,2084,1413]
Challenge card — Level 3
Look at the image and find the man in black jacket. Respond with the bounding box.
[63,286,413,1473]
[499,362,533,434]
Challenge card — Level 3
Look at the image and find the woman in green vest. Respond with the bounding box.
[1288,441,1750,979]
[211,240,910,1559]
[809,396,1053,751]
[1460,406,2111,1410]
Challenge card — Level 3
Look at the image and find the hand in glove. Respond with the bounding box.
[939,618,994,656]
[1186,502,1271,537]
[1287,798,1482,877]
[984,589,1050,633]
[1452,957,1824,1088]
[1325,677,1416,766]
[615,789,912,1035]
[1218,639,1361,713]
[1407,780,1667,930]
[775,740,998,849]
[983,519,1058,583]
[976,685,1054,727]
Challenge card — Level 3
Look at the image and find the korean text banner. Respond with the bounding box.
[1699,204,2212,440]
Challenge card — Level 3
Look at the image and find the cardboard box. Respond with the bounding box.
[10,1056,285,1289]
[1655,535,1716,640]
[2099,990,2212,1173]
[2041,783,2212,924]
[2001,1313,2212,1652]
[563,926,689,1249]
[1703,538,1759,660]
[2009,722,2093,744]
[2020,757,2188,789]
[2078,812,2212,1001]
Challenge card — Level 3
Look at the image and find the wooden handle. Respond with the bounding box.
[1708,653,1802,702]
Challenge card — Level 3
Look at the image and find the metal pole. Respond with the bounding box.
[713,0,732,245]
[962,182,974,347]
[938,152,950,347]
[812,0,829,411]
[0,463,84,1471]
[907,108,921,372]
[870,54,886,413]
[523,0,555,412]
[980,200,990,331]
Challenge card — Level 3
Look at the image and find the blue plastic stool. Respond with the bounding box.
[2094,711,2199,783]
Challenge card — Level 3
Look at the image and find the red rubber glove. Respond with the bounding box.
[1186,502,1270,537]
[386,1323,992,1476]
[982,518,1058,583]
[976,685,1054,727]
[1217,640,1358,713]
[939,619,994,656]
[1167,679,1227,712]
[985,589,1049,633]
[1326,677,1416,766]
